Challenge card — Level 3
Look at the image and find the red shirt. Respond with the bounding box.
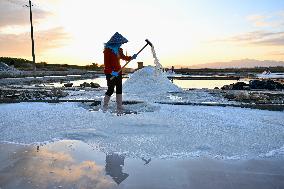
[104,48,132,74]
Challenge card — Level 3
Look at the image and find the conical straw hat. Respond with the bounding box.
[106,32,128,45]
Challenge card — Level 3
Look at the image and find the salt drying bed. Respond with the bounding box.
[0,102,283,160]
[1,49,284,161]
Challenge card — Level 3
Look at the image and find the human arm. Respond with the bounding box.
[119,48,132,61]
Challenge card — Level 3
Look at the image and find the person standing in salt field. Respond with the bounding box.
[102,32,137,115]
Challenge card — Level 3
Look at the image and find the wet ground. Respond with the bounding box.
[1,73,284,189]
[0,140,283,189]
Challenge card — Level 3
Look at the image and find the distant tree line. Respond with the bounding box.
[2,57,283,73]
[0,57,104,71]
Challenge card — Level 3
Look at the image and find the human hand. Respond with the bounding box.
[111,71,119,77]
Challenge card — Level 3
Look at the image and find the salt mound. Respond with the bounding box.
[0,62,20,75]
[123,66,181,96]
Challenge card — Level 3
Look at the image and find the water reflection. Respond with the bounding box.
[105,153,129,185]
[173,79,248,89]
[51,76,246,89]
[0,144,116,189]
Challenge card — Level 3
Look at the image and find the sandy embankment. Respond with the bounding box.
[0,140,283,189]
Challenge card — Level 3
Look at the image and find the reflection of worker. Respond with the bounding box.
[105,153,129,185]
[102,32,137,115]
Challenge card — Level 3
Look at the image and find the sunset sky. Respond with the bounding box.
[0,0,283,68]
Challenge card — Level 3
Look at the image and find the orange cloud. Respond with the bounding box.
[18,148,116,189]
[214,31,284,46]
[0,0,51,28]
[0,27,71,57]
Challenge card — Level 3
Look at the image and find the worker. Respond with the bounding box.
[102,32,137,115]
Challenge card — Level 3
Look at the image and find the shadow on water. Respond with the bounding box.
[105,153,129,185]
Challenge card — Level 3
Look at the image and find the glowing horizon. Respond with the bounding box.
[0,0,283,68]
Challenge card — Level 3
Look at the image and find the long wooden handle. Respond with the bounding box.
[110,43,149,80]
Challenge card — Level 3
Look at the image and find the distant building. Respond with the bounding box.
[137,62,144,70]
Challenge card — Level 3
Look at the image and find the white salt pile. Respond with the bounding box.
[123,46,181,99]
[0,62,20,73]
[123,66,180,96]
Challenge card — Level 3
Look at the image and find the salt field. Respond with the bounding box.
[1,49,283,161]
[1,43,284,189]
[1,0,284,188]
[0,102,283,160]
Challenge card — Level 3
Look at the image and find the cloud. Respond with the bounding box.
[215,31,284,46]
[0,27,70,57]
[0,0,51,28]
[247,14,270,27]
[246,11,284,28]
[213,11,284,47]
[253,33,284,46]
[269,51,284,56]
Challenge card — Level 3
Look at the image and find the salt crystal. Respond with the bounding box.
[123,45,181,99]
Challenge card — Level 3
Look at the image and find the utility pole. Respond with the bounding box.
[25,0,36,72]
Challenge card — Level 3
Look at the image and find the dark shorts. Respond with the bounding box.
[105,74,122,96]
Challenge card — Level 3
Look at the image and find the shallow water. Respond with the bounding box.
[1,140,283,189]
[51,75,245,89]
[173,79,249,89]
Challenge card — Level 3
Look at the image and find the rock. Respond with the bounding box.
[222,80,284,91]
[90,82,100,88]
[224,92,235,100]
[80,82,91,88]
[221,85,233,90]
[234,91,250,102]
[0,88,68,101]
[50,88,68,98]
[243,86,250,90]
[79,82,100,88]
[221,82,249,90]
[231,82,250,90]
[214,87,219,90]
[64,83,73,87]
[249,80,284,90]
